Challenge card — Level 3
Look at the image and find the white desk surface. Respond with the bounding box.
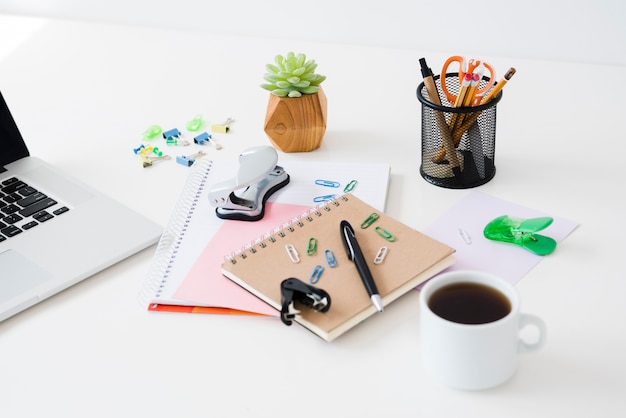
[0,14,624,418]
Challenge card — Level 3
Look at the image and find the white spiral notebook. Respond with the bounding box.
[139,157,391,316]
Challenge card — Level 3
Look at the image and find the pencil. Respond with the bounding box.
[419,58,462,177]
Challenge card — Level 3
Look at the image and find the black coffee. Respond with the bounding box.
[428,282,511,324]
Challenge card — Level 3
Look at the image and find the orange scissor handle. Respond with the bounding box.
[440,55,497,104]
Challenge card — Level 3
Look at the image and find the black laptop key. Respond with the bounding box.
[17,186,37,197]
[17,192,47,208]
[1,177,19,186]
[1,204,20,215]
[53,206,69,216]
[18,197,57,217]
[1,180,27,194]
[33,211,53,222]
[1,224,21,237]
[3,213,22,224]
[22,221,38,230]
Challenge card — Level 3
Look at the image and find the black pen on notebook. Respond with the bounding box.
[340,220,384,312]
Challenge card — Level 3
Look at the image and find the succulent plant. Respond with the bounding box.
[261,52,326,98]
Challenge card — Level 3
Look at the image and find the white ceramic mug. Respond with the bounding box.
[419,270,546,390]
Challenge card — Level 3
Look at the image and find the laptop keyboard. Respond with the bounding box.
[0,177,70,242]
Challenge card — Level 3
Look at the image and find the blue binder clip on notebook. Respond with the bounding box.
[208,146,290,221]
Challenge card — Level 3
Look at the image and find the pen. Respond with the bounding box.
[419,57,461,177]
[340,220,384,313]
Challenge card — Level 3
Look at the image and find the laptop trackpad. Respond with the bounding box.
[0,250,52,303]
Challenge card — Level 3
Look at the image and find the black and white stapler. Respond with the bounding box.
[208,146,290,221]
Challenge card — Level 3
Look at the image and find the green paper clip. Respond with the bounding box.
[483,215,557,256]
[307,237,317,256]
[344,179,358,193]
[375,226,397,242]
[360,212,379,229]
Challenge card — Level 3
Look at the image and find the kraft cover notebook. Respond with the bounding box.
[221,194,456,341]
[140,158,391,316]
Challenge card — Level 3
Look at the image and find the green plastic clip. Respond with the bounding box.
[186,114,204,132]
[483,215,557,256]
[142,125,162,141]
[307,237,317,256]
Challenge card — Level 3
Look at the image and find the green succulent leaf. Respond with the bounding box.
[263,52,325,96]
[272,88,289,97]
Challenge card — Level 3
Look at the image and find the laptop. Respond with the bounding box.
[0,90,162,322]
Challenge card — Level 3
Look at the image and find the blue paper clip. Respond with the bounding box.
[324,249,337,268]
[344,179,358,193]
[309,265,325,284]
[315,179,340,188]
[313,194,336,203]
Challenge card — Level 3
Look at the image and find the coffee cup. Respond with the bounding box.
[419,270,546,390]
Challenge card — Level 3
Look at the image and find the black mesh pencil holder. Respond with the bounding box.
[416,73,502,189]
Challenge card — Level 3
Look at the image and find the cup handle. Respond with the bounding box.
[518,313,547,353]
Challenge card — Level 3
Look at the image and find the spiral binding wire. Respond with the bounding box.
[137,158,214,306]
[224,194,350,265]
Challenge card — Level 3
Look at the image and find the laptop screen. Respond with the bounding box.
[0,91,30,170]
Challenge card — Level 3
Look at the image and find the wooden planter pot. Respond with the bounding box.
[263,87,327,153]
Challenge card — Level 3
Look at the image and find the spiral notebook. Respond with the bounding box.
[140,158,391,316]
[221,194,456,341]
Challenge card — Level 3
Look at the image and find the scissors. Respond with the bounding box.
[440,56,496,104]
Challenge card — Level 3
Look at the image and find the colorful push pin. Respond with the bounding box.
[133,144,146,154]
[211,117,234,133]
[139,145,153,155]
[193,132,212,145]
[176,150,206,167]
[142,125,162,141]
[152,147,163,157]
[139,154,171,168]
[186,114,204,132]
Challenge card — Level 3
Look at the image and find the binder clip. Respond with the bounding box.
[211,117,234,133]
[139,154,171,168]
[207,146,290,221]
[176,150,205,167]
[194,132,222,149]
[280,278,331,326]
[163,128,189,146]
[483,215,557,255]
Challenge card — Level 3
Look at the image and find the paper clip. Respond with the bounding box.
[308,265,325,284]
[142,125,162,141]
[315,179,340,188]
[211,117,234,133]
[186,114,204,132]
[458,228,472,245]
[285,244,300,263]
[176,150,206,167]
[360,212,380,229]
[373,246,388,264]
[313,194,336,203]
[375,226,397,242]
[324,249,337,268]
[344,180,358,193]
[307,237,317,255]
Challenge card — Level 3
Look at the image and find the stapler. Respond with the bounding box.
[207,146,290,221]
